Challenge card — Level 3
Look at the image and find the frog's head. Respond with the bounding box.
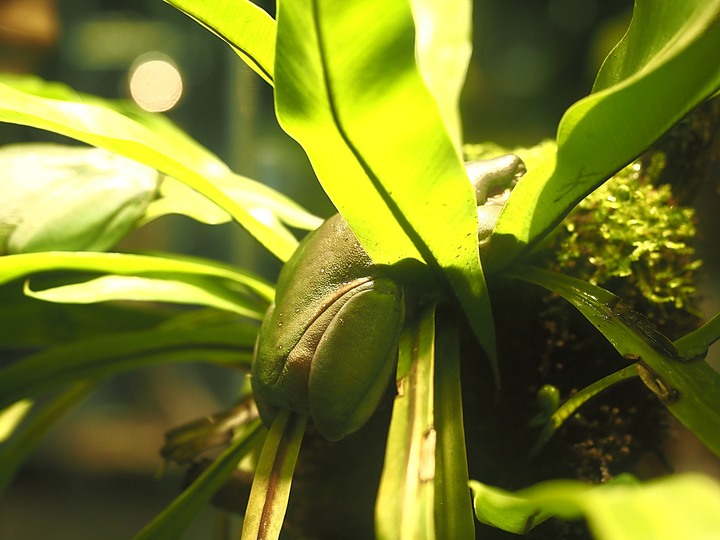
[466,154,526,252]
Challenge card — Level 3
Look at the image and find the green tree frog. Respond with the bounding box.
[0,143,160,254]
[252,154,525,441]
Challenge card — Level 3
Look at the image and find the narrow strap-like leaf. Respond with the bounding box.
[507,265,720,458]
[434,311,475,539]
[376,303,437,540]
[0,251,274,302]
[674,312,720,361]
[529,364,639,457]
[24,275,265,320]
[241,410,306,540]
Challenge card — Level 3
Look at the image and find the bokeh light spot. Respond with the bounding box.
[129,57,183,112]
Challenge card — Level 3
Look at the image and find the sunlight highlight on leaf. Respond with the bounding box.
[24,275,265,319]
[165,0,276,85]
[0,75,299,260]
[0,251,274,303]
[410,0,472,151]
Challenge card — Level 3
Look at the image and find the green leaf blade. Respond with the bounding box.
[165,0,276,85]
[241,410,306,540]
[434,313,475,539]
[410,0,472,150]
[275,0,496,366]
[531,364,640,456]
[376,304,436,540]
[0,251,274,303]
[593,1,720,91]
[674,312,720,361]
[471,474,720,540]
[0,76,299,260]
[25,275,264,319]
[145,175,322,232]
[508,266,720,457]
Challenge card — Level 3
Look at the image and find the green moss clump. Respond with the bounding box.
[547,159,701,311]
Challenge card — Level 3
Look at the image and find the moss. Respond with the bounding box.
[546,159,701,312]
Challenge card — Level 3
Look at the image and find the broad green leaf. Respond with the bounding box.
[144,175,322,231]
[275,0,496,368]
[433,312,475,539]
[592,2,718,92]
[0,75,298,260]
[470,474,720,540]
[25,275,265,319]
[508,266,720,457]
[409,0,472,151]
[164,0,276,85]
[0,251,274,303]
[135,419,264,540]
[489,0,720,269]
[0,315,256,409]
[376,304,436,540]
[0,143,158,254]
[0,381,97,493]
[241,410,306,540]
[1,74,320,233]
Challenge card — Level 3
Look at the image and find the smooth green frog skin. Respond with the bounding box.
[0,143,159,254]
[252,213,403,441]
[252,154,525,441]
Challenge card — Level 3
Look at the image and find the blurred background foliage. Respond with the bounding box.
[1,1,718,539]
